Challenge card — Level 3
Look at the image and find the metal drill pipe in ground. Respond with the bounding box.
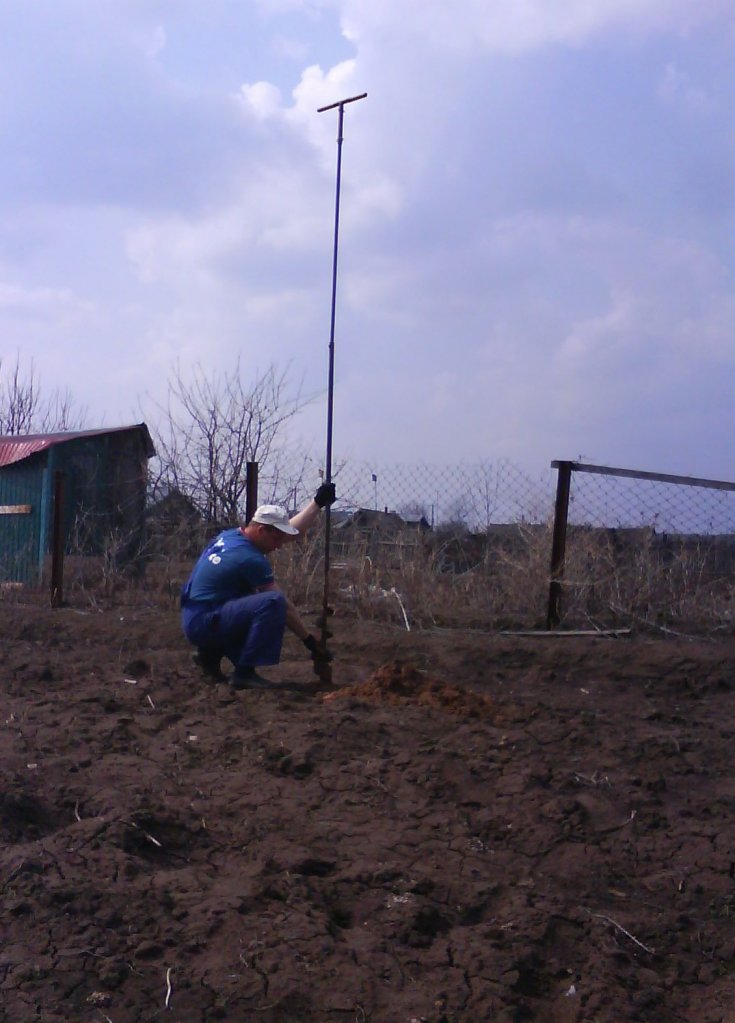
[317,92,367,678]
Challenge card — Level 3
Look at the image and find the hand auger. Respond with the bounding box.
[303,632,333,685]
[316,92,367,686]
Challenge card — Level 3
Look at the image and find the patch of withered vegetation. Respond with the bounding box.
[324,659,500,719]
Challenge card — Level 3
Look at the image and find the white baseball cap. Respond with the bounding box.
[251,505,299,535]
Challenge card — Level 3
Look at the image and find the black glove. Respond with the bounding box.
[314,482,337,508]
[303,634,333,662]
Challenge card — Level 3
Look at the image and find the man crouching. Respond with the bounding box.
[181,484,335,689]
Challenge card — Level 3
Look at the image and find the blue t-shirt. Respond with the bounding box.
[181,528,274,607]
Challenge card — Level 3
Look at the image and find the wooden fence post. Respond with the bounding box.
[245,462,259,523]
[50,471,65,607]
[547,460,572,629]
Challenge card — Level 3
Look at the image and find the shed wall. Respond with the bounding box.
[53,432,150,559]
[0,455,46,582]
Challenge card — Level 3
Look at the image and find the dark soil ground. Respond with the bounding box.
[2,600,735,1023]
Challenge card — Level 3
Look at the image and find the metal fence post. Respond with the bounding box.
[245,462,259,523]
[50,471,65,607]
[547,460,573,628]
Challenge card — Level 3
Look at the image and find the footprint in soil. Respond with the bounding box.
[123,658,151,678]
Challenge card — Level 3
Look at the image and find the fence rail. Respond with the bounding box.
[552,460,735,492]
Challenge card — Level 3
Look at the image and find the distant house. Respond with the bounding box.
[332,507,431,560]
[147,489,206,555]
[402,513,432,532]
[148,489,202,530]
[0,424,155,583]
[334,508,406,535]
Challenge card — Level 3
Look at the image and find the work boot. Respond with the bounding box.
[192,648,227,683]
[230,666,273,691]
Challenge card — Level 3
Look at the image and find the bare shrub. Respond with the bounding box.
[63,533,131,608]
[62,508,154,608]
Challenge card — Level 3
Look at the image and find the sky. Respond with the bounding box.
[0,0,734,481]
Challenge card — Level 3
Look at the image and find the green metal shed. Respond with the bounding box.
[0,424,155,584]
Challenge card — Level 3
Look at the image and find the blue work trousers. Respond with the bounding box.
[182,591,287,669]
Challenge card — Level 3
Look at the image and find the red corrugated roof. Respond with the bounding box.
[0,424,155,468]
[0,437,52,467]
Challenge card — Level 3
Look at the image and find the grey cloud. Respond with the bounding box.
[0,2,330,211]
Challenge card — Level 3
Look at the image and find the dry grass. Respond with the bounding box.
[273,525,735,635]
[14,520,734,637]
[558,527,735,633]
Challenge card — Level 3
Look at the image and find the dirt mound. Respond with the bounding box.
[324,659,499,718]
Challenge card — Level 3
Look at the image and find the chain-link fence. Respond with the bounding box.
[334,458,556,529]
[551,462,735,632]
[17,451,733,636]
[260,454,555,530]
[565,468,735,535]
[277,457,735,634]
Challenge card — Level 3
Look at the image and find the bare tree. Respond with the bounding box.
[0,357,37,434]
[465,462,500,531]
[37,388,87,433]
[0,355,87,435]
[149,361,312,523]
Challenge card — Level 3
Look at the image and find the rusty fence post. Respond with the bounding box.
[245,462,259,523]
[547,460,573,629]
[50,471,65,607]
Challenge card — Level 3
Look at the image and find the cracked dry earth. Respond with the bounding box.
[1,601,735,1023]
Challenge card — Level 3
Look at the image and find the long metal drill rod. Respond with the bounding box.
[317,92,367,659]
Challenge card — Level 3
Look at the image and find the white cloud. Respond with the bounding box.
[286,60,362,162]
[270,33,311,63]
[322,205,735,472]
[0,280,94,321]
[126,213,246,285]
[337,0,735,52]
[238,81,283,120]
[125,155,333,289]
